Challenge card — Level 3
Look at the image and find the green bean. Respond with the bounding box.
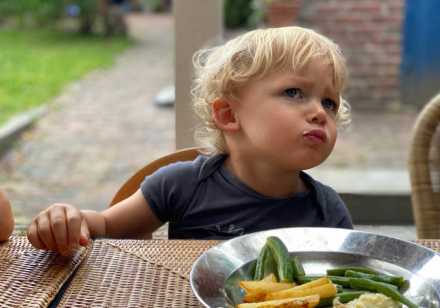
[296,275,320,284]
[327,266,380,276]
[266,236,294,282]
[262,247,277,279]
[345,270,407,289]
[335,284,344,293]
[349,277,417,308]
[337,291,367,303]
[350,276,399,291]
[290,255,305,280]
[253,244,269,280]
[316,296,334,307]
[248,260,257,279]
[399,279,410,292]
[328,276,351,287]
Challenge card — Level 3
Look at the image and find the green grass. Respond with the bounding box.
[0,29,133,125]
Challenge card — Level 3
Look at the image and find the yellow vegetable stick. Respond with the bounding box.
[290,277,330,290]
[243,291,266,303]
[242,281,296,303]
[237,294,320,308]
[266,283,337,301]
[240,281,296,293]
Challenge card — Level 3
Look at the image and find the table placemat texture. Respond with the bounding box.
[58,240,217,307]
[108,239,219,277]
[0,236,88,308]
[416,239,440,253]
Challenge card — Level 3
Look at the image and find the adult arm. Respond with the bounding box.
[0,190,14,241]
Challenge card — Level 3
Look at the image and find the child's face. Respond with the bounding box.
[233,58,339,171]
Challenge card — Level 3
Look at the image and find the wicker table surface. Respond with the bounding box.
[1,237,439,307]
[0,236,89,307]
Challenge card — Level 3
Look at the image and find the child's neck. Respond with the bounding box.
[224,156,307,198]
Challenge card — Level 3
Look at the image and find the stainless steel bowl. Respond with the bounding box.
[190,227,440,308]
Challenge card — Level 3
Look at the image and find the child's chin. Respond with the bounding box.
[301,157,327,170]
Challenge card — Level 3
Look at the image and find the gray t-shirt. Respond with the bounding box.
[141,154,353,239]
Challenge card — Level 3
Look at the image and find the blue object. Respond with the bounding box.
[66,4,80,17]
[401,0,440,106]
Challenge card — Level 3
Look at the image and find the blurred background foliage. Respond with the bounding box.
[0,0,123,35]
[224,0,253,29]
[224,0,263,29]
[0,0,95,28]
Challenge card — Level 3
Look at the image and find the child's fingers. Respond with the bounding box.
[65,206,82,249]
[49,206,69,255]
[35,212,58,252]
[79,220,90,247]
[27,220,47,250]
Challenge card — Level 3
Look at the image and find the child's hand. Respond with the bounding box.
[27,203,90,256]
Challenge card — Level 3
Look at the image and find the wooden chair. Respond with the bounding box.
[109,147,200,206]
[408,92,440,238]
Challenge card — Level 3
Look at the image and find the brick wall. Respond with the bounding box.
[297,0,404,110]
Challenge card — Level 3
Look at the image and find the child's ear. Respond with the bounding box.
[211,98,240,131]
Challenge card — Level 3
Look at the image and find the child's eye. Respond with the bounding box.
[321,98,338,112]
[283,88,303,99]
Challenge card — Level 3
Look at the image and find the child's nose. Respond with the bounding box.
[306,99,327,125]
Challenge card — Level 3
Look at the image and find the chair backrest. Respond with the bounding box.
[408,92,440,238]
[110,147,200,206]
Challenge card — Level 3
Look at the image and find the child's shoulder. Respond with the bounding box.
[141,154,227,204]
[301,172,338,194]
[151,153,226,182]
[301,172,352,227]
[301,171,345,208]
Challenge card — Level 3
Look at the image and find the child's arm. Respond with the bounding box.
[0,190,14,241]
[27,190,162,255]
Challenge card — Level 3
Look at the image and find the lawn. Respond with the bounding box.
[0,29,133,125]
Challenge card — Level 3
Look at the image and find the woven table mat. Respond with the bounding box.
[58,240,217,307]
[107,239,219,277]
[416,239,440,253]
[0,236,89,308]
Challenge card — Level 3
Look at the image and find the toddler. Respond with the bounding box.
[28,26,353,255]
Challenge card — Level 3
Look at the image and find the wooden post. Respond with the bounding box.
[174,0,223,149]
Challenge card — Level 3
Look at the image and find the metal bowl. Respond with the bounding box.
[189,227,440,308]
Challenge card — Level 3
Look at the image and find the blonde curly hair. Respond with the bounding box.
[192,26,350,155]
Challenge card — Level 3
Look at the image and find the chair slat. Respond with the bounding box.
[409,92,440,238]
